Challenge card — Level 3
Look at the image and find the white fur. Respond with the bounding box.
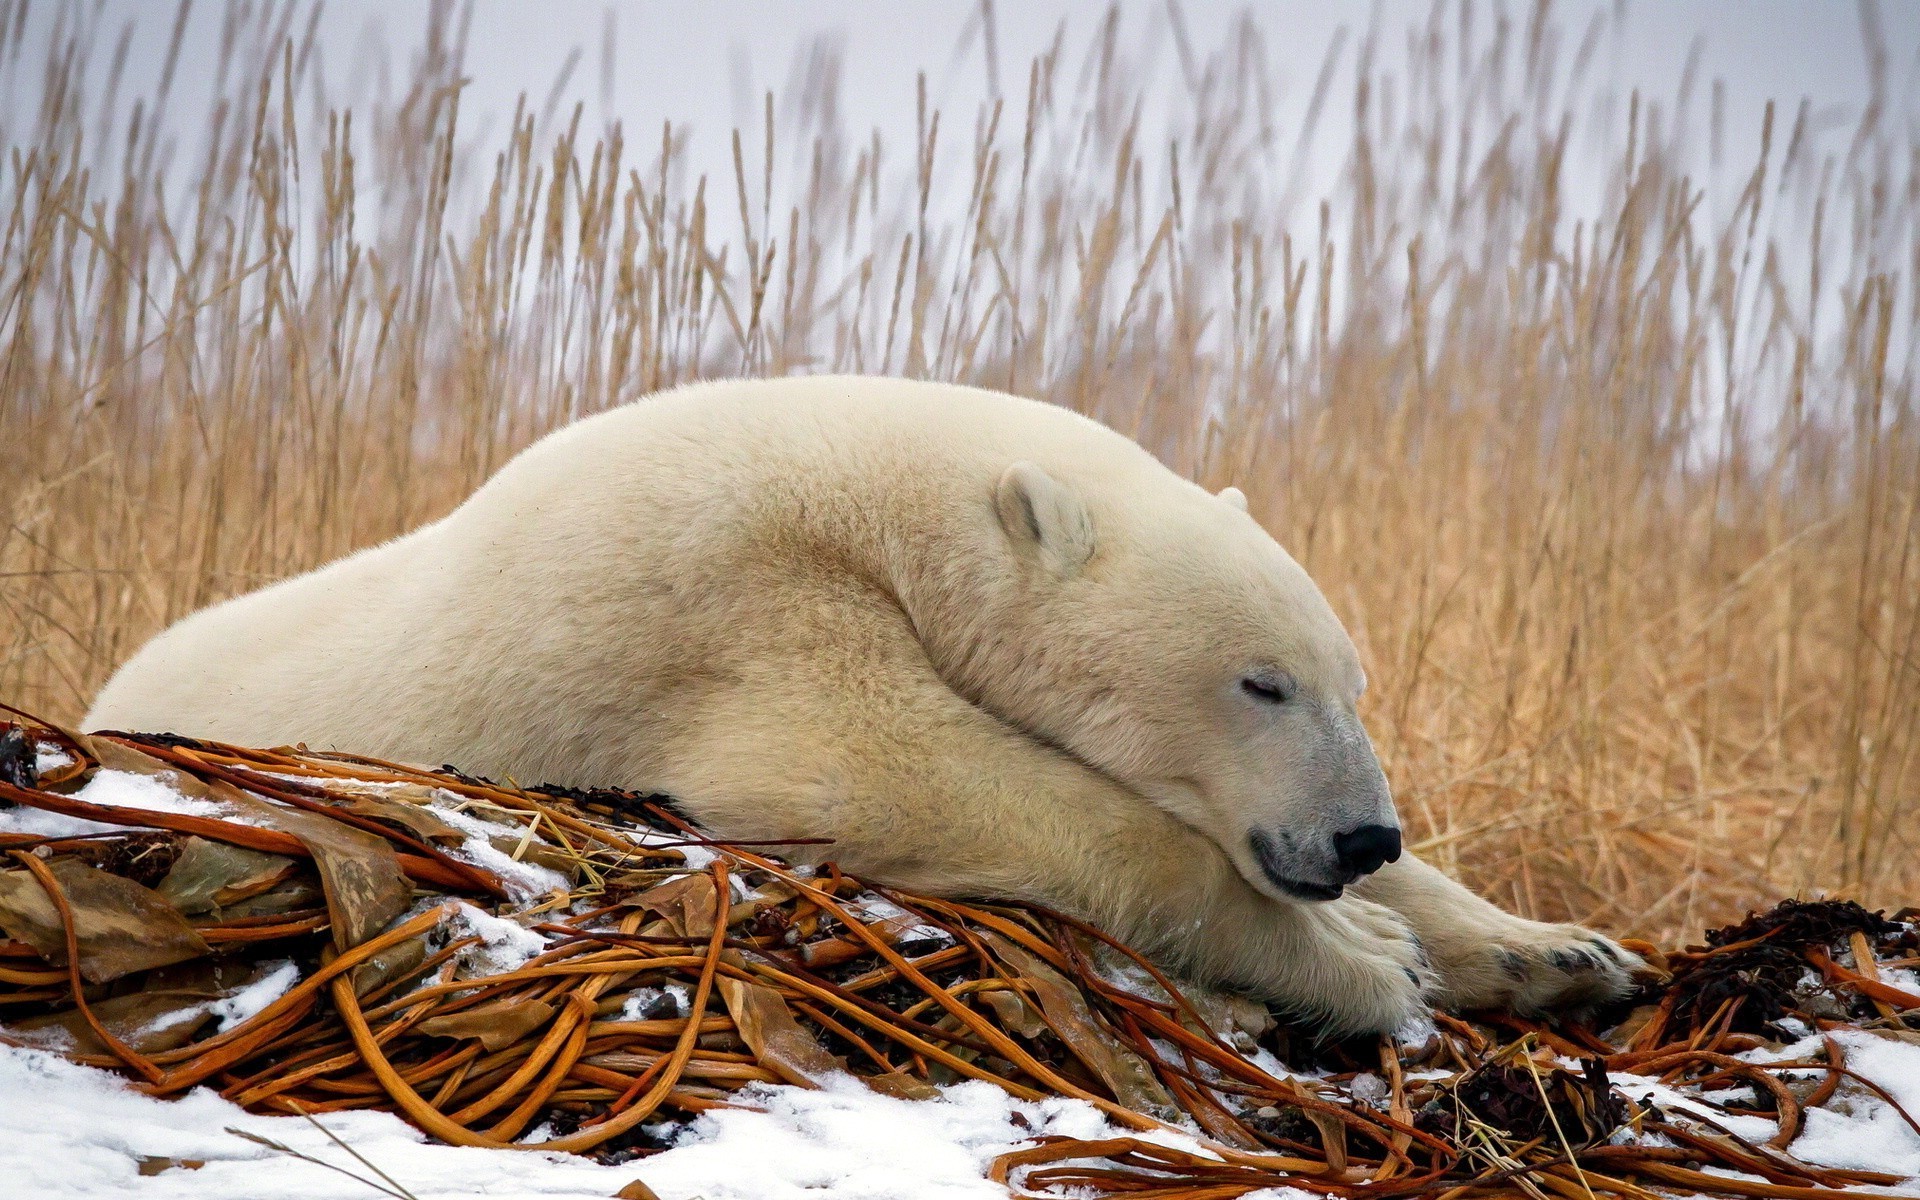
[87,376,1638,1033]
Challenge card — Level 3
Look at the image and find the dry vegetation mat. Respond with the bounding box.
[0,712,1914,1198]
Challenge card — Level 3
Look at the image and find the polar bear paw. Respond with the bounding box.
[1434,920,1645,1018]
[1306,898,1435,1037]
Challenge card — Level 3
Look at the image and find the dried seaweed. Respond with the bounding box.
[0,858,211,981]
[0,716,1914,1199]
[1667,898,1913,1037]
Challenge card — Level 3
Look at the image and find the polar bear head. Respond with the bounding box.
[949,460,1402,904]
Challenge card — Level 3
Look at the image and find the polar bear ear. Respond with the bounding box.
[1217,486,1248,512]
[995,461,1095,574]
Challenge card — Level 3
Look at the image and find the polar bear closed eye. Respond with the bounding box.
[86,375,1642,1035]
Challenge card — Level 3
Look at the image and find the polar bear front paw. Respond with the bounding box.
[1432,921,1645,1018]
[1303,898,1435,1037]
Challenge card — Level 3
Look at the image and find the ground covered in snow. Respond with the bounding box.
[3,737,1917,1199]
[4,1026,1918,1199]
[0,1044,1205,1200]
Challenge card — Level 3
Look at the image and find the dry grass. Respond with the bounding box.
[2,1,1915,942]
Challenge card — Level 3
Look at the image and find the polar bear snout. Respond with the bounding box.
[1233,702,1404,902]
[1248,817,1402,902]
[1332,823,1402,877]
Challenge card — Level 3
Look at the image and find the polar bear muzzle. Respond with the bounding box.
[1249,820,1402,901]
[1236,700,1404,901]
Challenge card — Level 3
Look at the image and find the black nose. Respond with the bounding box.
[1332,824,1402,878]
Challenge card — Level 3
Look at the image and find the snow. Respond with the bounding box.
[619,983,691,1020]
[210,961,301,1032]
[1610,1029,1920,1182]
[0,1044,1167,1200]
[632,826,718,870]
[426,801,573,901]
[34,745,74,774]
[1785,1031,1920,1177]
[1609,1073,1782,1144]
[445,901,550,977]
[0,767,235,839]
[843,891,955,948]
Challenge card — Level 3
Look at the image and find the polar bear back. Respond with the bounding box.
[83,376,1204,776]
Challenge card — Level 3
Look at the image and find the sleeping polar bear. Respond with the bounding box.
[88,375,1640,1034]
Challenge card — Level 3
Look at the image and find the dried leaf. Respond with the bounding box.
[630,872,719,937]
[157,837,296,915]
[718,975,842,1088]
[980,931,1177,1117]
[1176,983,1274,1051]
[78,737,229,801]
[232,796,411,954]
[418,998,557,1050]
[612,1181,662,1200]
[13,987,216,1054]
[482,832,580,875]
[981,986,1048,1038]
[1306,1109,1349,1173]
[14,958,287,1054]
[0,858,210,982]
[81,738,411,952]
[334,793,466,845]
[864,1071,942,1101]
[349,927,432,998]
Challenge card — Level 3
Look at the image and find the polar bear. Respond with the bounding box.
[87,376,1639,1034]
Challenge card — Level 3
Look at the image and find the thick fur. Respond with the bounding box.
[87,376,1638,1034]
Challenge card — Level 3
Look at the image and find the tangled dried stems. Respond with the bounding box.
[0,713,1916,1199]
[1,1,1915,942]
[3,702,1920,1198]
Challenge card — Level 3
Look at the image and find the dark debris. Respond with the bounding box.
[1669,898,1912,1037]
[1419,1056,1627,1147]
[0,723,36,794]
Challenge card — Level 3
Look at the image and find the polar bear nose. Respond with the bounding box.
[1332,824,1402,879]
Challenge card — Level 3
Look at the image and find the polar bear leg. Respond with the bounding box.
[1349,854,1644,1014]
[659,596,1427,1035]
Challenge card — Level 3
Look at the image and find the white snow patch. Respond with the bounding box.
[1772,1015,1815,1040]
[447,901,549,978]
[0,768,234,840]
[263,773,412,791]
[1617,1030,1920,1182]
[209,961,301,1033]
[1091,947,1173,1003]
[843,892,953,947]
[141,1003,214,1038]
[427,802,571,900]
[1785,1031,1920,1177]
[1735,1030,1831,1065]
[633,825,718,869]
[1609,1073,1780,1144]
[619,983,691,1020]
[34,745,74,775]
[0,1043,1163,1200]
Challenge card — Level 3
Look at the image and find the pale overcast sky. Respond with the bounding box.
[16,2,1916,206]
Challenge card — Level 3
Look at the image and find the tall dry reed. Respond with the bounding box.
[3,1,1914,939]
